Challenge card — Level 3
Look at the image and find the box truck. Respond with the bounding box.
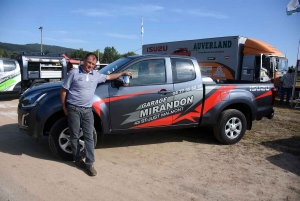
[142,36,288,87]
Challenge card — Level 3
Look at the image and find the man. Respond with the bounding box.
[280,68,294,105]
[60,53,132,176]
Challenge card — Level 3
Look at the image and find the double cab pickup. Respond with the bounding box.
[18,55,275,160]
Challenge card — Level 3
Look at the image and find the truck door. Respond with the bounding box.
[171,58,204,126]
[241,55,255,81]
[109,58,174,131]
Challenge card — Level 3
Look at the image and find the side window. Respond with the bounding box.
[171,58,196,83]
[3,61,16,72]
[125,59,166,86]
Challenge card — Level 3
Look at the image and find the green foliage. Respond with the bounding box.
[0,42,76,56]
[69,48,89,60]
[0,42,139,62]
[0,49,12,58]
[102,46,120,63]
[122,51,137,57]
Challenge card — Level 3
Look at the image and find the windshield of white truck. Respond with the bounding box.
[278,58,288,72]
[99,57,133,75]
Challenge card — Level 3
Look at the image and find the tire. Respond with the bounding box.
[213,109,246,145]
[48,117,97,161]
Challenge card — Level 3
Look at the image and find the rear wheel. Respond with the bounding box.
[48,117,97,161]
[213,109,246,145]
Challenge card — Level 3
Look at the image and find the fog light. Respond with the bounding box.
[22,113,29,127]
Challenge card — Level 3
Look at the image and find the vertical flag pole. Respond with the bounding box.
[141,17,144,54]
[291,39,300,106]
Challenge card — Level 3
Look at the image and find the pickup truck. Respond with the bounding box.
[18,54,276,160]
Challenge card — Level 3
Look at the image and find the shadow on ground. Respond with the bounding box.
[261,136,300,176]
[0,123,59,161]
[0,93,20,101]
[98,126,218,149]
[0,123,218,161]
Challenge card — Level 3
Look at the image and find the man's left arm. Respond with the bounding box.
[106,72,132,81]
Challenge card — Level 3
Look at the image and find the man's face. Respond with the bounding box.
[83,55,96,73]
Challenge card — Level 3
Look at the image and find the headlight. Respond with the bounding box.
[20,92,47,108]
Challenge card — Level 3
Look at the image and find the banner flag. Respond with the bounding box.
[287,0,300,15]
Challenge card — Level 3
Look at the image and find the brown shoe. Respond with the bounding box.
[75,160,86,169]
[86,165,97,176]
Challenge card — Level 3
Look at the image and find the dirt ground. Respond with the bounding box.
[0,94,299,201]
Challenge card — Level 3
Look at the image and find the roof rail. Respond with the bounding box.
[30,52,45,55]
[12,51,26,55]
[47,53,62,56]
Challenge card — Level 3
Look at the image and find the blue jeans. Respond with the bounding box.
[280,87,292,105]
[67,104,95,165]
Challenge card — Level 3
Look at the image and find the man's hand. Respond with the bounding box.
[60,87,68,116]
[107,72,133,80]
[62,105,68,116]
[122,72,132,77]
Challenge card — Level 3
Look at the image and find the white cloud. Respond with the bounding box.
[122,5,164,15]
[44,37,86,43]
[44,37,59,42]
[106,33,136,39]
[71,4,163,17]
[52,30,68,34]
[171,9,183,13]
[189,10,228,19]
[62,38,86,43]
[72,9,112,16]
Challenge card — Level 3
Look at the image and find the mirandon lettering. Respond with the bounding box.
[139,96,194,118]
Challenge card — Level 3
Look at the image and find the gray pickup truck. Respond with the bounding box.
[18,54,276,160]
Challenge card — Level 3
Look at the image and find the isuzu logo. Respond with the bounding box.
[146,46,168,52]
[249,86,270,91]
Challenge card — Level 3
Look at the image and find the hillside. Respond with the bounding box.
[0,42,76,54]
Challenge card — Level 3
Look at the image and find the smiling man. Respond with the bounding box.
[60,52,132,176]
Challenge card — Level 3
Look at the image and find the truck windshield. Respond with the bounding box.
[278,58,288,72]
[99,57,133,75]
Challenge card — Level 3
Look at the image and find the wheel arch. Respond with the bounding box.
[43,110,65,136]
[222,103,253,130]
[201,99,254,130]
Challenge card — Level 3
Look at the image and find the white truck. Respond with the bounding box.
[142,35,288,87]
[9,52,67,93]
[0,58,21,93]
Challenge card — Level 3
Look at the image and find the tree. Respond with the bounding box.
[102,47,121,63]
[0,49,12,58]
[93,49,103,63]
[69,48,89,60]
[122,51,137,57]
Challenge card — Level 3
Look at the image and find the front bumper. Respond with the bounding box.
[17,104,42,138]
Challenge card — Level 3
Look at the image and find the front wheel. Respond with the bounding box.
[48,117,97,161]
[213,109,246,145]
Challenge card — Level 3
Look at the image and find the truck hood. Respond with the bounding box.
[21,81,63,97]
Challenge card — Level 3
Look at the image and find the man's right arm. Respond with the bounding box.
[60,87,68,116]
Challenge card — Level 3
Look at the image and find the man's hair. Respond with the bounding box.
[84,52,98,61]
[288,68,292,73]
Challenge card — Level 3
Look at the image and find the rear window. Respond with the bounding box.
[3,61,16,72]
[171,58,196,83]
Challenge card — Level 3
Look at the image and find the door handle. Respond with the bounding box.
[158,89,172,95]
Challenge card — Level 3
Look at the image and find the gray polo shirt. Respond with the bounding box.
[62,67,107,107]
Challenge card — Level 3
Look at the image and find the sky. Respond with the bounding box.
[0,0,299,65]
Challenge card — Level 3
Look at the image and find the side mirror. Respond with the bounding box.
[112,75,131,88]
[121,75,130,86]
